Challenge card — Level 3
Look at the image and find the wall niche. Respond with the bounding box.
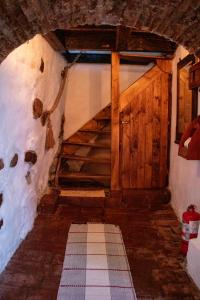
[24,151,37,165]
[0,193,3,207]
[0,159,4,170]
[0,219,3,230]
[40,58,44,73]
[25,171,31,185]
[33,98,43,119]
[10,154,18,167]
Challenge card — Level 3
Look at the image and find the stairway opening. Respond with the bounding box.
[54,104,111,207]
[56,105,111,192]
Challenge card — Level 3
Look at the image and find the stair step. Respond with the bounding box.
[59,196,105,208]
[58,172,110,181]
[61,155,110,164]
[94,116,111,120]
[57,182,107,189]
[63,141,110,149]
[79,129,111,134]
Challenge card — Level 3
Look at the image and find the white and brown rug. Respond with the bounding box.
[57,223,137,300]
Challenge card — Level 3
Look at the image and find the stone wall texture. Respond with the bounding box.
[0,1,200,62]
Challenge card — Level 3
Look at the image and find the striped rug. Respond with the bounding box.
[57,223,137,300]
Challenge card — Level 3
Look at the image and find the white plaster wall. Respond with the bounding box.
[64,63,152,139]
[169,46,200,220]
[0,35,66,273]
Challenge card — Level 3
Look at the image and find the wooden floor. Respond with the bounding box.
[0,198,200,300]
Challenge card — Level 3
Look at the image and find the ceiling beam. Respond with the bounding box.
[63,29,176,53]
[116,26,132,51]
[65,30,115,50]
[43,32,65,51]
[126,31,176,53]
[120,53,174,61]
[44,27,177,54]
[63,52,152,65]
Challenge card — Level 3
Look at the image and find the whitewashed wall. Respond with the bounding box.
[64,63,152,139]
[169,46,200,219]
[0,35,66,273]
[169,47,200,289]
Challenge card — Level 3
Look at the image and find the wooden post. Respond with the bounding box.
[111,52,120,191]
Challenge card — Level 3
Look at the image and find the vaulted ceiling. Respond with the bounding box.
[1,1,200,62]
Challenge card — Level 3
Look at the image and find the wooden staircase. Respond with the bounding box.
[55,105,111,190]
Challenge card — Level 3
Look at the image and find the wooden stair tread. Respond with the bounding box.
[60,154,110,163]
[94,116,111,120]
[79,129,111,134]
[59,172,110,180]
[63,141,110,148]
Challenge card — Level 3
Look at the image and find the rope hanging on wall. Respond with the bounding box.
[44,53,81,151]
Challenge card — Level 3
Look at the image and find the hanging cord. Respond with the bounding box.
[49,52,82,115]
[45,53,81,150]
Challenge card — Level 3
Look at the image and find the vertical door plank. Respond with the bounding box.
[144,85,153,188]
[130,96,139,188]
[111,52,120,191]
[152,75,162,188]
[137,92,146,188]
[159,72,169,187]
[121,106,131,188]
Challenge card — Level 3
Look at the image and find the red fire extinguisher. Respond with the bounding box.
[181,205,200,255]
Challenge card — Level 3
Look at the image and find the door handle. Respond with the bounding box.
[121,120,129,124]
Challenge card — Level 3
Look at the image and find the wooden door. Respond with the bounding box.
[120,64,171,189]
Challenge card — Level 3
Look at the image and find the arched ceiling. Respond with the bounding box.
[1,0,200,62]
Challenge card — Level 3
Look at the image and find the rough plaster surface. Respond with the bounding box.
[64,63,152,139]
[169,46,200,220]
[169,46,200,288]
[187,238,200,289]
[0,35,66,273]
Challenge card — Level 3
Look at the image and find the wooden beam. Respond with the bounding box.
[116,26,132,51]
[43,32,65,51]
[111,52,120,191]
[65,26,115,32]
[127,31,177,53]
[120,53,173,60]
[120,65,160,112]
[65,31,115,50]
[64,52,152,65]
[61,29,176,53]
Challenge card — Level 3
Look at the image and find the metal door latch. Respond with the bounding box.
[121,120,129,124]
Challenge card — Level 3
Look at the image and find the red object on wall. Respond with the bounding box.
[181,205,200,255]
[178,116,200,160]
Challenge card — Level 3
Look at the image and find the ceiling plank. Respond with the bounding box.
[63,29,176,53]
[45,27,177,54]
[127,31,176,53]
[65,31,115,50]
